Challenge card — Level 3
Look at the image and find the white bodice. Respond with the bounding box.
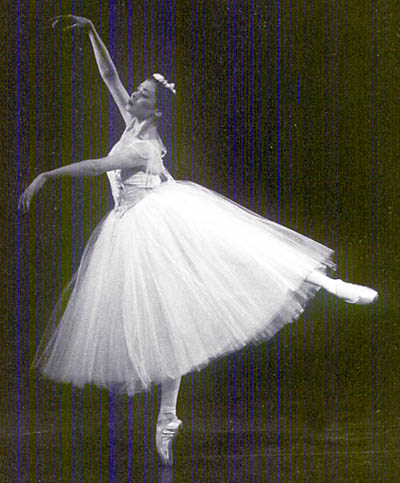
[111,170,162,216]
[105,123,170,216]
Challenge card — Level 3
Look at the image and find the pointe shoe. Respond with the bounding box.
[332,279,378,305]
[156,416,182,466]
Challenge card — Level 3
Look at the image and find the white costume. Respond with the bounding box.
[34,120,335,395]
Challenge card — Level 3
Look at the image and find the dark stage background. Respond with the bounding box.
[3,0,399,481]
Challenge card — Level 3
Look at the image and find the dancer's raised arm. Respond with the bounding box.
[52,15,133,125]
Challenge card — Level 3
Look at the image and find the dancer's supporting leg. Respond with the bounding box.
[306,270,378,305]
[156,377,182,465]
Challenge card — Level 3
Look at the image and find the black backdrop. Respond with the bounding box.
[3,0,399,480]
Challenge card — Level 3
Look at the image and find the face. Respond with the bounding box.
[126,79,160,120]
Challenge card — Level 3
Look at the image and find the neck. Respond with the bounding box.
[130,117,158,139]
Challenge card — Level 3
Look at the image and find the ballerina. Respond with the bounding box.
[19,15,378,466]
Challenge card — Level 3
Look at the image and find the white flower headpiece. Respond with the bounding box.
[152,73,176,95]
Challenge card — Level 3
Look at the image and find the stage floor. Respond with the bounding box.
[5,395,398,482]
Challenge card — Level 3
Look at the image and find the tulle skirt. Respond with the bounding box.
[35,181,335,395]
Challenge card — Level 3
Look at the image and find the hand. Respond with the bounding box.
[51,14,93,32]
[18,173,48,214]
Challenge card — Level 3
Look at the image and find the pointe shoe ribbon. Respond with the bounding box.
[156,417,182,466]
[333,280,378,305]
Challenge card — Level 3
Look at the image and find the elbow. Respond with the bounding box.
[87,159,103,176]
[101,69,117,80]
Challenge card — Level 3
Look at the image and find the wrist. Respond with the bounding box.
[87,21,95,34]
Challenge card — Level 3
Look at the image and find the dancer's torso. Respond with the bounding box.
[106,121,168,216]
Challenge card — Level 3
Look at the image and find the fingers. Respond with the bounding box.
[25,197,31,213]
[19,193,26,213]
[50,14,78,29]
[18,190,31,213]
[18,191,24,211]
[64,24,78,32]
[18,194,26,213]
[23,194,31,213]
[51,14,75,21]
[50,15,66,26]
[51,17,65,29]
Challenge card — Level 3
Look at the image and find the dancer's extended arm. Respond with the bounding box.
[52,15,132,125]
[19,154,139,213]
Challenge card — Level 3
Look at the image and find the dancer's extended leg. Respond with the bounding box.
[156,377,182,466]
[306,270,378,305]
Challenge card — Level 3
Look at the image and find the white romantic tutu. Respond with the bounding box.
[34,175,335,395]
[33,127,335,395]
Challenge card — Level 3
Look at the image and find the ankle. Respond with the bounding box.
[160,405,176,415]
[327,278,342,294]
[158,406,177,422]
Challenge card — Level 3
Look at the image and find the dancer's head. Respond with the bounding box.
[126,73,176,122]
[126,79,159,121]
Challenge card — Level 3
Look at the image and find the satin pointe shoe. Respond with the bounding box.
[156,416,182,466]
[333,279,378,305]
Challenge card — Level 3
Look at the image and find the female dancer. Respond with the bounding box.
[19,15,378,466]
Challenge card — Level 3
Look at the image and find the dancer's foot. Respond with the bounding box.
[156,412,182,466]
[332,279,378,305]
